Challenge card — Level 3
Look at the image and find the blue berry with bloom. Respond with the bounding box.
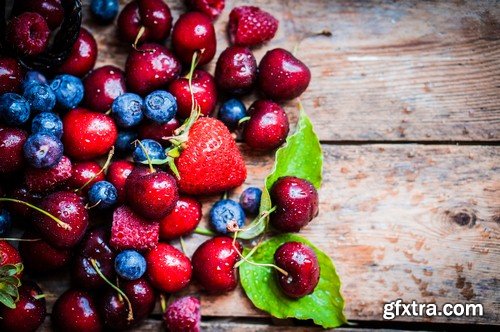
[24,83,56,113]
[23,133,64,168]
[23,70,47,90]
[239,187,262,215]
[115,131,137,153]
[144,90,177,124]
[133,139,166,164]
[0,209,12,236]
[218,99,247,131]
[0,93,30,125]
[50,74,84,109]
[90,0,119,23]
[88,181,118,209]
[112,93,144,128]
[209,199,246,234]
[114,250,147,280]
[31,112,63,138]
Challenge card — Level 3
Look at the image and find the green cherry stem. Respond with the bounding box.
[160,294,168,313]
[134,140,155,173]
[33,294,47,300]
[238,116,250,125]
[0,198,71,230]
[0,238,41,242]
[90,259,134,321]
[179,236,187,255]
[194,227,216,236]
[75,146,115,193]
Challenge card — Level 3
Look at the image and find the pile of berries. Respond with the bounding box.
[0,0,321,331]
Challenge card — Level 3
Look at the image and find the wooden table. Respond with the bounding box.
[39,0,499,330]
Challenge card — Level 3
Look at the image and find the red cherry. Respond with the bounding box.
[7,12,50,56]
[172,12,216,66]
[84,65,126,113]
[243,100,289,151]
[0,57,24,94]
[7,186,43,220]
[168,69,217,118]
[215,46,257,95]
[58,28,98,77]
[192,236,242,293]
[0,126,27,174]
[125,167,179,220]
[185,0,225,20]
[159,196,202,240]
[24,155,73,193]
[67,161,105,195]
[13,0,64,30]
[62,107,117,161]
[125,43,181,95]
[146,242,192,293]
[106,160,134,204]
[33,191,89,248]
[52,289,103,332]
[138,118,180,144]
[117,0,173,44]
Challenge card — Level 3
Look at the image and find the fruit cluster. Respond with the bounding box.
[0,0,323,331]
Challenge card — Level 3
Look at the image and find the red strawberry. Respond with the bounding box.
[110,205,159,251]
[175,117,246,195]
[0,241,22,269]
[228,6,278,47]
[24,155,72,193]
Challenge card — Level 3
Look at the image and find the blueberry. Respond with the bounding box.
[24,83,56,113]
[218,99,247,131]
[111,93,144,128]
[0,209,12,236]
[88,181,118,209]
[133,139,166,164]
[115,131,137,153]
[23,133,64,168]
[144,90,177,124]
[23,70,47,91]
[114,250,147,280]
[31,112,63,138]
[90,0,119,24]
[209,199,246,234]
[0,93,30,125]
[50,74,84,109]
[239,187,262,215]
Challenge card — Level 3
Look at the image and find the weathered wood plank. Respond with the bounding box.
[36,144,500,324]
[85,0,500,141]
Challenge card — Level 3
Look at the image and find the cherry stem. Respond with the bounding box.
[33,294,47,300]
[85,200,102,210]
[179,236,187,255]
[238,116,250,125]
[222,191,228,200]
[194,227,216,236]
[134,140,155,173]
[187,51,200,115]
[0,238,41,242]
[160,294,168,313]
[90,258,134,321]
[0,198,71,231]
[236,206,277,235]
[133,26,146,50]
[75,146,115,193]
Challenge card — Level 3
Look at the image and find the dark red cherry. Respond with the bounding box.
[159,196,202,240]
[185,0,225,20]
[52,289,103,332]
[117,0,173,44]
[258,48,311,101]
[0,281,46,332]
[125,43,181,95]
[67,161,105,194]
[243,100,289,151]
[106,160,134,204]
[62,107,117,161]
[192,236,242,293]
[98,278,156,329]
[270,176,319,232]
[125,167,179,220]
[274,242,320,298]
[138,118,180,145]
[0,57,24,94]
[84,65,126,113]
[7,12,50,56]
[19,230,72,274]
[215,46,257,95]
[24,155,72,193]
[0,126,27,174]
[171,12,216,66]
[33,191,89,248]
[168,69,217,118]
[58,28,98,77]
[13,0,64,30]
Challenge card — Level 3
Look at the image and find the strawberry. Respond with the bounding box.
[110,206,159,251]
[174,117,246,195]
[228,6,278,47]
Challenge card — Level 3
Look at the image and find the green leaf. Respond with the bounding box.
[238,107,323,239]
[239,233,346,328]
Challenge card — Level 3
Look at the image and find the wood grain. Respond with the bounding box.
[85,0,500,141]
[37,144,500,324]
